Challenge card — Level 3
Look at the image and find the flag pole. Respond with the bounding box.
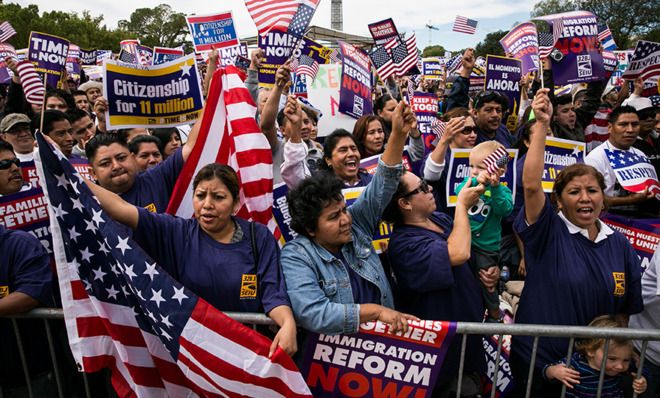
[38,73,48,133]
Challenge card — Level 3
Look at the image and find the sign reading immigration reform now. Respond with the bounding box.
[103,54,204,129]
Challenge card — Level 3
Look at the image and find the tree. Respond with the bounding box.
[474,30,508,58]
[422,45,447,57]
[531,0,660,49]
[118,4,188,48]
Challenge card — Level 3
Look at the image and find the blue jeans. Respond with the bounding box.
[641,359,660,398]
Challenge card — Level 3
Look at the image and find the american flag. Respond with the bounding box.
[329,48,342,63]
[16,60,44,105]
[167,65,280,236]
[650,95,660,107]
[604,147,660,199]
[431,119,446,137]
[292,54,320,80]
[446,54,463,75]
[622,40,660,82]
[584,104,611,152]
[245,0,299,35]
[118,49,137,64]
[404,78,415,104]
[287,0,320,39]
[597,23,617,51]
[452,16,478,35]
[393,33,418,77]
[538,31,555,59]
[33,132,312,398]
[369,45,396,81]
[0,21,16,42]
[483,146,509,174]
[136,45,153,66]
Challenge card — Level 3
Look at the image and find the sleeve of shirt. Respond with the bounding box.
[490,183,514,217]
[280,141,311,189]
[407,136,425,162]
[423,154,446,181]
[281,243,360,334]
[134,208,185,279]
[7,230,53,306]
[447,76,470,111]
[349,159,403,237]
[254,223,291,314]
[514,196,556,270]
[388,229,455,292]
[246,69,259,105]
[623,238,644,315]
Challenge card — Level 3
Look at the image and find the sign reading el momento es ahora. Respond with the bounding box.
[103,54,204,129]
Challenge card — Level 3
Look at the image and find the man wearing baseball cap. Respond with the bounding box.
[0,113,35,162]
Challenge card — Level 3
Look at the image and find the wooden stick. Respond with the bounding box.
[38,74,47,133]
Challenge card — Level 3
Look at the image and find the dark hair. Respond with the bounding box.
[287,172,344,237]
[85,133,127,162]
[442,107,471,122]
[128,135,162,154]
[37,110,70,134]
[66,108,90,124]
[609,105,638,124]
[382,171,412,225]
[352,115,385,157]
[46,89,75,111]
[514,119,536,156]
[552,163,606,198]
[0,139,14,153]
[575,315,631,356]
[192,163,239,200]
[302,107,318,124]
[151,128,181,146]
[552,94,573,109]
[321,129,358,171]
[276,108,287,129]
[72,90,87,98]
[473,90,509,111]
[373,94,394,116]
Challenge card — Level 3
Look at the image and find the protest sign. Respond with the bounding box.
[218,43,248,66]
[28,31,70,88]
[21,159,94,189]
[499,22,540,75]
[66,44,81,78]
[0,43,16,84]
[135,45,153,66]
[292,36,331,81]
[368,18,400,46]
[153,47,184,65]
[307,64,360,135]
[602,214,660,272]
[622,40,660,82]
[186,12,239,53]
[602,50,618,80]
[338,41,372,119]
[103,54,204,129]
[96,49,112,65]
[258,29,297,88]
[301,320,456,398]
[485,55,521,131]
[611,50,633,87]
[290,73,308,97]
[538,11,604,85]
[16,48,27,62]
[422,57,444,80]
[0,186,52,254]
[80,48,97,66]
[482,308,515,398]
[540,137,586,192]
[605,147,660,199]
[446,149,518,206]
[411,92,440,156]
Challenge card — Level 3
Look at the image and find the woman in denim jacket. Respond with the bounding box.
[281,101,417,335]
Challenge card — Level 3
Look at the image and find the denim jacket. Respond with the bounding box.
[280,159,403,335]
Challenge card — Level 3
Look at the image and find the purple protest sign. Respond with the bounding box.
[411,92,440,156]
[258,29,297,88]
[218,43,248,67]
[484,55,522,117]
[338,41,372,119]
[28,31,70,89]
[80,48,97,66]
[301,320,456,398]
[0,43,16,84]
[499,22,540,75]
[368,18,400,46]
[153,47,184,65]
[66,44,80,77]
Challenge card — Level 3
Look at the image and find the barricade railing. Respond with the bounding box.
[3,308,660,398]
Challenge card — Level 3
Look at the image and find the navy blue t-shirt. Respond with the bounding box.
[513,198,643,369]
[121,147,184,213]
[476,124,514,148]
[133,210,290,314]
[334,251,381,304]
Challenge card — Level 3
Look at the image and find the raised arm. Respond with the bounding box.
[181,117,202,162]
[381,101,415,166]
[423,116,465,181]
[448,178,484,265]
[446,49,474,111]
[84,178,139,229]
[523,88,552,225]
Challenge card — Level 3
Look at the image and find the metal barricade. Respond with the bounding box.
[3,308,660,398]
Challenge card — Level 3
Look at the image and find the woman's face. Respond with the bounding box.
[557,174,604,231]
[193,177,238,239]
[377,99,397,123]
[311,198,353,253]
[327,137,361,183]
[363,120,385,156]
[399,172,435,216]
[451,117,477,148]
[164,133,182,157]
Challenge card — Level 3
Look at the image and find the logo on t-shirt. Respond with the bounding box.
[612,272,625,297]
[240,274,257,298]
[0,285,8,298]
[144,203,157,213]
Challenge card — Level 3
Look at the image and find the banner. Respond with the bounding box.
[103,54,204,129]
[422,57,444,80]
[446,149,518,206]
[28,31,70,88]
[611,50,633,87]
[602,214,660,272]
[186,11,239,53]
[135,45,153,66]
[152,47,185,65]
[538,11,604,85]
[499,22,540,76]
[338,41,372,119]
[218,43,248,66]
[301,320,456,398]
[485,55,521,131]
[258,29,297,88]
[307,64,360,135]
[291,36,331,80]
[541,137,585,192]
[605,147,660,199]
[482,306,515,398]
[96,49,113,65]
[368,18,400,46]
[20,159,94,189]
[411,92,440,156]
[66,43,81,78]
[602,50,618,80]
[80,48,97,66]
[0,43,16,84]
[0,186,52,254]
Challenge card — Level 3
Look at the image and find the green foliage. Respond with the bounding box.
[118,4,188,48]
[422,45,446,57]
[474,30,508,58]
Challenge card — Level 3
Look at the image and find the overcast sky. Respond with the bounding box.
[15,0,538,51]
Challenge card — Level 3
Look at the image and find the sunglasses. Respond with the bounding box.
[401,180,430,198]
[473,90,506,109]
[0,157,20,170]
[461,126,478,135]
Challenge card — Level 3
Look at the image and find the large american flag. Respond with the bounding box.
[604,148,660,199]
[452,16,478,35]
[245,0,299,35]
[622,40,660,82]
[287,0,320,39]
[34,132,312,397]
[369,45,396,80]
[597,23,617,51]
[0,21,16,42]
[167,65,279,234]
[584,105,611,152]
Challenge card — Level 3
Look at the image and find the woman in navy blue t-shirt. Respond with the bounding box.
[509,89,643,398]
[87,164,297,357]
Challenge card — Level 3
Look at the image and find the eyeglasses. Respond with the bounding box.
[0,157,20,170]
[461,126,478,135]
[401,180,430,198]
